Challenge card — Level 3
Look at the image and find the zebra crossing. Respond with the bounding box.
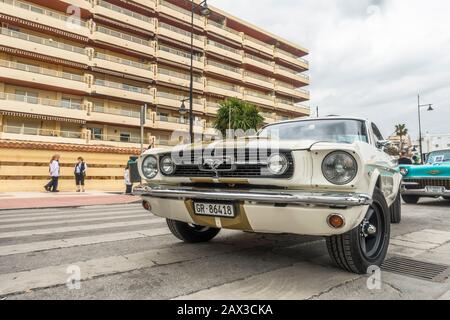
[0,203,174,296]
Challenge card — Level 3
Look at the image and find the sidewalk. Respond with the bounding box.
[0,191,140,210]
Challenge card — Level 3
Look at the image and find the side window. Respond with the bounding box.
[371,123,384,142]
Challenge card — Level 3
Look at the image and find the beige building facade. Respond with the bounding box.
[0,0,310,191]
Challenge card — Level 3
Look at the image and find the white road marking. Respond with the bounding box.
[0,211,147,224]
[0,219,164,239]
[0,228,170,257]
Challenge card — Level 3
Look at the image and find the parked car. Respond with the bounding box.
[400,149,450,204]
[134,117,402,274]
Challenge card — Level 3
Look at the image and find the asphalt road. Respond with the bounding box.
[0,199,449,300]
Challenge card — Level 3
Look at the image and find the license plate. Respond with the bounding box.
[194,202,235,218]
[425,186,445,193]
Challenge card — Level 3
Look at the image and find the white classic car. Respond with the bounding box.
[134,117,403,274]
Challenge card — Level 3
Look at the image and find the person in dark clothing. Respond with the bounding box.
[398,151,413,165]
[74,157,87,192]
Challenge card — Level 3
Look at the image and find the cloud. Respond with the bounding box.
[209,0,450,138]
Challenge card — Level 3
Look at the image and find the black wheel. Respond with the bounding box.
[402,195,420,204]
[166,219,220,243]
[326,188,390,274]
[390,191,402,224]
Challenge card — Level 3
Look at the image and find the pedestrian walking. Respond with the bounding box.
[124,165,133,195]
[44,154,60,192]
[74,157,87,192]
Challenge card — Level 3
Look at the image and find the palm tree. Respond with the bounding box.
[214,98,264,136]
[395,124,409,152]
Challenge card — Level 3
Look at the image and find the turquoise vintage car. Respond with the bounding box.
[400,149,450,204]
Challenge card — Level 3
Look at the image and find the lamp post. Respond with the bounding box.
[417,94,434,163]
[179,0,211,143]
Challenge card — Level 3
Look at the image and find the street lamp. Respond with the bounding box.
[179,0,211,143]
[417,94,435,164]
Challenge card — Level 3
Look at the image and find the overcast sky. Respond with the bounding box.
[209,0,450,139]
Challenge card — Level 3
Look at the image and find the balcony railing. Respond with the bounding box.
[158,68,202,82]
[157,91,202,105]
[98,0,153,23]
[246,90,273,100]
[207,60,241,74]
[94,52,153,70]
[160,0,204,22]
[96,25,150,46]
[0,28,86,54]
[245,53,272,64]
[207,81,240,93]
[207,20,241,36]
[158,22,204,41]
[92,105,141,118]
[277,49,309,65]
[91,133,143,144]
[3,125,83,139]
[157,115,204,127]
[245,71,272,82]
[276,64,310,80]
[0,92,83,110]
[0,59,85,82]
[207,40,241,55]
[94,79,150,94]
[159,44,202,61]
[0,0,87,27]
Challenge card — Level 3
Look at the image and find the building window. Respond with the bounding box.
[15,90,38,104]
[90,128,103,140]
[120,132,131,142]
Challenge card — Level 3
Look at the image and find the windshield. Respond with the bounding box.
[258,119,369,143]
[427,150,450,163]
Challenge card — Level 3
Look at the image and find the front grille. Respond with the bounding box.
[404,178,450,190]
[162,149,294,179]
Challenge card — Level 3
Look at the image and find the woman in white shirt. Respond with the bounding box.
[44,154,60,192]
[124,165,132,195]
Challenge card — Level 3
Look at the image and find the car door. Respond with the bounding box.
[370,122,399,204]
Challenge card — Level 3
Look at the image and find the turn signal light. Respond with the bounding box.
[328,214,345,229]
[142,201,151,211]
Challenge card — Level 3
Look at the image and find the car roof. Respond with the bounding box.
[265,116,370,127]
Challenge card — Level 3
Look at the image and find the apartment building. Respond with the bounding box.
[0,0,310,191]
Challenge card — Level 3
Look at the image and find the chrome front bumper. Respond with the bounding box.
[402,187,450,197]
[133,185,372,207]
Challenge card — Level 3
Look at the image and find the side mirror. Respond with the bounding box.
[376,140,391,150]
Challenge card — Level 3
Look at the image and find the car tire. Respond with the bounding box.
[390,190,402,224]
[402,195,420,204]
[326,187,391,274]
[166,219,221,243]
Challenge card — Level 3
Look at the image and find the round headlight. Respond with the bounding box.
[160,155,176,175]
[267,153,289,175]
[399,167,409,176]
[142,156,158,179]
[322,151,358,185]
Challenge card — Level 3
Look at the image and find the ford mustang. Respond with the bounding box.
[134,117,402,274]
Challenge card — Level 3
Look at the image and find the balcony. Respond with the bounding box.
[155,91,204,113]
[92,79,154,102]
[0,125,86,144]
[275,84,310,101]
[158,22,205,49]
[244,91,275,108]
[93,25,156,56]
[0,28,88,65]
[205,20,243,44]
[158,45,204,70]
[126,0,156,11]
[89,104,143,127]
[261,112,276,124]
[92,52,156,80]
[157,68,204,91]
[205,40,243,62]
[0,0,90,38]
[243,71,275,90]
[0,59,89,93]
[276,99,310,115]
[204,101,220,115]
[243,54,274,73]
[59,0,93,12]
[153,115,205,133]
[205,81,243,99]
[274,65,310,86]
[274,49,309,70]
[243,36,274,57]
[205,60,243,81]
[158,0,205,28]
[94,1,157,33]
[90,132,146,148]
[0,92,87,120]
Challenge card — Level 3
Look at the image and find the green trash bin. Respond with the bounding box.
[128,156,141,183]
